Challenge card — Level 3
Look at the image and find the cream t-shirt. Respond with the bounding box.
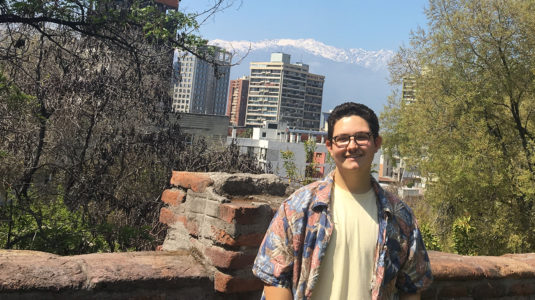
[311,183,379,300]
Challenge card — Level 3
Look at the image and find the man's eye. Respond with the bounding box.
[336,136,350,142]
[355,134,369,140]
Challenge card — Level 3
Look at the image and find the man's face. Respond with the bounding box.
[326,115,382,174]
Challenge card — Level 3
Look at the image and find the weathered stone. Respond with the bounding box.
[170,171,214,192]
[186,190,223,217]
[210,173,288,196]
[428,251,535,280]
[214,271,263,293]
[219,201,272,225]
[0,250,210,297]
[204,246,256,270]
[211,227,265,247]
[437,283,469,297]
[509,280,535,295]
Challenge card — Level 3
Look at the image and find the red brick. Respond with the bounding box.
[212,227,264,247]
[509,281,535,295]
[159,207,178,225]
[204,246,256,269]
[214,271,263,293]
[176,215,199,237]
[161,189,186,206]
[236,233,265,247]
[438,285,469,297]
[170,171,214,192]
[472,282,506,298]
[219,203,263,225]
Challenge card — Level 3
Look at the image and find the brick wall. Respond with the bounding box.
[160,171,289,295]
[1,172,535,299]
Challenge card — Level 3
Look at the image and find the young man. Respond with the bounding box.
[252,102,432,299]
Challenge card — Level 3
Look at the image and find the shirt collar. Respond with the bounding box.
[311,171,393,216]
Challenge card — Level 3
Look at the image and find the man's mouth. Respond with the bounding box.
[345,153,363,159]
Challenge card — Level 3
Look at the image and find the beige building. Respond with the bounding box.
[245,53,324,130]
[402,76,416,104]
[172,46,231,115]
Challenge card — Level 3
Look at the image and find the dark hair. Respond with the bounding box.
[327,102,379,140]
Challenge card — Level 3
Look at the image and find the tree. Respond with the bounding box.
[303,138,318,184]
[382,0,535,254]
[0,0,228,58]
[280,149,299,184]
[0,0,242,254]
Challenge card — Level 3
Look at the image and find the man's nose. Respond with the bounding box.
[346,137,360,149]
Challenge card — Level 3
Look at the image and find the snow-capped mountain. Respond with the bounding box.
[208,38,395,113]
[210,39,394,70]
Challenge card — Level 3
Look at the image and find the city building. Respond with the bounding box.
[154,0,179,10]
[226,76,249,126]
[229,122,331,179]
[245,53,324,130]
[378,152,426,200]
[172,46,232,115]
[175,113,230,143]
[229,122,381,181]
[402,76,417,104]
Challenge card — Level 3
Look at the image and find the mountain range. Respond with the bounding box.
[209,38,396,113]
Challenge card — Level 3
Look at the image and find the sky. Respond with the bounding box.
[179,0,430,51]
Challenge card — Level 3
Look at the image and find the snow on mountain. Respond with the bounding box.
[209,38,394,70]
[206,38,395,113]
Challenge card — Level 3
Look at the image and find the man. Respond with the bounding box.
[252,102,432,299]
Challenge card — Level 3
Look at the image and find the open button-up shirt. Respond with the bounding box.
[252,172,433,299]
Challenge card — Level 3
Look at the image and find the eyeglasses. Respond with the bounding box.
[331,132,372,147]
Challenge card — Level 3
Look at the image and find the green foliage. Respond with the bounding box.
[237,128,253,138]
[0,187,157,254]
[419,223,442,251]
[452,216,477,255]
[1,188,98,255]
[303,139,318,185]
[281,149,299,183]
[382,0,535,254]
[1,0,210,50]
[0,0,234,255]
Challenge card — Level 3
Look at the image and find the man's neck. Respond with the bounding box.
[334,168,372,194]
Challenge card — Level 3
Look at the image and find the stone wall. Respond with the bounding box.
[1,172,535,299]
[160,171,290,295]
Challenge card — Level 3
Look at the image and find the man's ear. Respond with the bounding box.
[326,139,334,155]
[374,135,383,152]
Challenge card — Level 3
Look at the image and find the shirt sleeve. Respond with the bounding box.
[252,200,295,289]
[396,218,434,293]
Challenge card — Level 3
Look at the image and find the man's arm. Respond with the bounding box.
[264,285,293,300]
[400,293,420,300]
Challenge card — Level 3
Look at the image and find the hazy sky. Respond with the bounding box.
[179,0,430,50]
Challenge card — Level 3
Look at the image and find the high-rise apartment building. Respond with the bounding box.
[402,76,416,104]
[245,53,324,130]
[172,46,231,115]
[226,76,249,126]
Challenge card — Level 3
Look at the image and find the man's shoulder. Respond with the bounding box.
[282,176,333,211]
[380,187,416,225]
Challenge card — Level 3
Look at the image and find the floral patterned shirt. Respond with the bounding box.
[252,172,433,299]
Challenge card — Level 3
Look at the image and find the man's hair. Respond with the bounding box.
[327,102,380,140]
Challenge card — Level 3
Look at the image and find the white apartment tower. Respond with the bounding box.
[172,46,231,115]
[245,53,324,130]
